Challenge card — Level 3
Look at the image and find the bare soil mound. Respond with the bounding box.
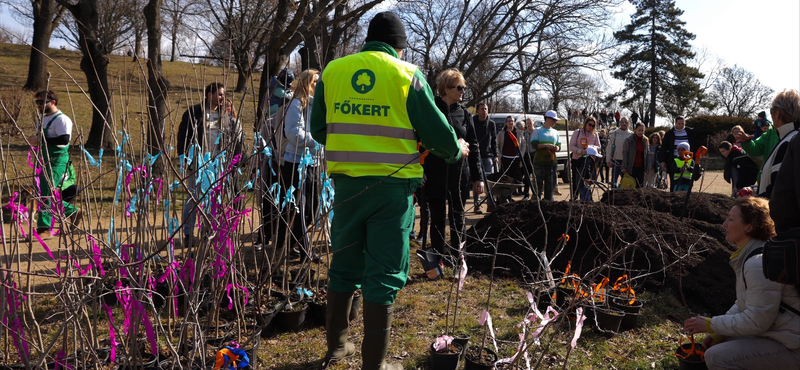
[465,189,737,315]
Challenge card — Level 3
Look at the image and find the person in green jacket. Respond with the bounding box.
[27,90,81,239]
[309,12,468,370]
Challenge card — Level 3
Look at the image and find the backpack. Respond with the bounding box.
[742,246,800,316]
[762,228,800,285]
[268,104,290,166]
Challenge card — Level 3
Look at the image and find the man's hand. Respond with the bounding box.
[27,134,40,146]
[458,138,469,158]
[474,181,485,195]
[734,131,751,143]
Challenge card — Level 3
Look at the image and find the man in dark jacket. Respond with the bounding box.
[659,116,699,192]
[177,82,243,247]
[472,102,496,213]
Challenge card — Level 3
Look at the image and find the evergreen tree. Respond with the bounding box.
[612,0,704,126]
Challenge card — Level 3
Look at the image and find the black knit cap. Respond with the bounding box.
[365,11,408,49]
[758,111,767,119]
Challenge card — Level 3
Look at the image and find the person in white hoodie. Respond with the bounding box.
[684,197,800,370]
[604,117,632,187]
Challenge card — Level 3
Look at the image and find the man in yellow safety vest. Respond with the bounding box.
[310,11,468,370]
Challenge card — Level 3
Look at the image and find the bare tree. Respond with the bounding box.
[162,0,200,62]
[145,0,169,175]
[399,0,619,107]
[4,0,66,90]
[255,0,384,126]
[56,0,115,148]
[54,0,139,54]
[710,64,774,118]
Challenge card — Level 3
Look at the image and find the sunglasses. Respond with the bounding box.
[35,99,52,105]
[451,85,465,92]
[587,124,595,127]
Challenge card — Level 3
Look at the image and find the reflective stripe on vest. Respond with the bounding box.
[673,158,693,180]
[323,51,422,179]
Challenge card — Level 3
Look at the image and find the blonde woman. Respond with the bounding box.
[425,68,483,269]
[685,197,800,369]
[279,68,321,262]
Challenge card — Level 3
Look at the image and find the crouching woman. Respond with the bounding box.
[684,197,800,370]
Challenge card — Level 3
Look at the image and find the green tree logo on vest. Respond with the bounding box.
[351,69,376,94]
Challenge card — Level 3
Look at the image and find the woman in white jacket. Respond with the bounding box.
[684,197,800,369]
[278,69,321,262]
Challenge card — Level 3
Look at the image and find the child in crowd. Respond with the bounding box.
[670,142,701,192]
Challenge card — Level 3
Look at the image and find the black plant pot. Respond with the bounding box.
[593,307,623,334]
[275,302,308,332]
[451,334,471,356]
[674,343,708,370]
[464,345,498,370]
[610,297,643,330]
[307,299,327,326]
[429,342,463,370]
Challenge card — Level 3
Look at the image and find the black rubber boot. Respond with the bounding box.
[322,291,355,367]
[361,302,402,370]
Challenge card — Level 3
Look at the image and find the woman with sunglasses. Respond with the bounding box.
[421,68,483,275]
[569,116,601,200]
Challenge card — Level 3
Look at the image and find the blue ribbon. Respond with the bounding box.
[283,186,297,213]
[147,152,162,166]
[269,183,282,209]
[81,147,101,168]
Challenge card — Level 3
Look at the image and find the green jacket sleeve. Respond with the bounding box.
[741,129,772,157]
[310,80,328,145]
[407,69,462,164]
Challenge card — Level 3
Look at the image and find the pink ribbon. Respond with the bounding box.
[433,335,453,351]
[102,304,118,362]
[571,307,586,349]
[225,284,250,310]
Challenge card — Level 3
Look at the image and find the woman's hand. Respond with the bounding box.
[474,181,485,195]
[684,316,710,335]
[702,334,717,349]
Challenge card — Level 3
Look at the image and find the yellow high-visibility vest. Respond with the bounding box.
[323,51,422,178]
[673,158,693,180]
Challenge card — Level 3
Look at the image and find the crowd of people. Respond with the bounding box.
[22,10,800,369]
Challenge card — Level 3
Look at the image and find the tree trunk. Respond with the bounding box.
[299,41,319,71]
[521,83,530,114]
[234,67,248,93]
[256,53,289,130]
[67,0,113,149]
[81,50,113,149]
[133,29,144,61]
[648,8,657,128]
[170,21,178,62]
[145,0,168,177]
[25,0,60,91]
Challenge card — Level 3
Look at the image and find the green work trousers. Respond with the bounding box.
[328,176,415,305]
[37,146,77,230]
